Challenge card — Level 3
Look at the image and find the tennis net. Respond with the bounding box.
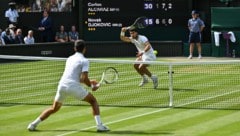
[0,55,240,110]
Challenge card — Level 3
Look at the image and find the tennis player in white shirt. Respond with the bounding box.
[27,40,109,132]
[120,27,158,89]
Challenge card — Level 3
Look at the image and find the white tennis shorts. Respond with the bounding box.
[142,53,156,61]
[55,81,89,103]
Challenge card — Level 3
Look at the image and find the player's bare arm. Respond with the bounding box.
[80,72,91,86]
[120,27,131,42]
[81,72,99,91]
[200,26,205,32]
[136,41,151,57]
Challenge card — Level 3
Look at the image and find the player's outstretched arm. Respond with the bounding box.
[120,27,131,43]
[81,72,99,91]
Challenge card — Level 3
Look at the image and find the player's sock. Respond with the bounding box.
[94,115,102,125]
[198,54,202,59]
[139,75,148,87]
[151,75,158,89]
[188,54,193,59]
[31,117,42,126]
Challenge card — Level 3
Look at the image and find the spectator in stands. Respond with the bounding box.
[55,25,68,42]
[1,24,16,44]
[38,10,53,42]
[1,29,6,45]
[8,24,16,39]
[68,25,79,42]
[49,0,59,12]
[58,0,72,12]
[0,29,2,45]
[2,28,15,45]
[5,1,19,26]
[24,30,35,44]
[15,28,24,44]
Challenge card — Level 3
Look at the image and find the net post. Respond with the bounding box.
[168,64,174,107]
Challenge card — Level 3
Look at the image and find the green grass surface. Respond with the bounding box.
[1,105,240,136]
[0,57,240,136]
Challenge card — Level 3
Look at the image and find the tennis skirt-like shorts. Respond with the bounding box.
[142,53,156,61]
[55,81,89,103]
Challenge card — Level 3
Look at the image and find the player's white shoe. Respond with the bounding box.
[27,123,37,131]
[97,124,110,132]
[188,55,193,59]
[138,77,148,87]
[198,55,202,59]
[151,75,158,89]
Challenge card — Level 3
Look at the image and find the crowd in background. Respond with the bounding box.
[0,0,79,46]
[17,0,72,12]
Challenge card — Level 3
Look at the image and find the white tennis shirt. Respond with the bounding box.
[60,52,89,84]
[130,35,155,57]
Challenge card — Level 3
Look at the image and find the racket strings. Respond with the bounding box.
[104,69,118,83]
[134,17,148,29]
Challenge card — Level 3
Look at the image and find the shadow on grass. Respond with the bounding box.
[173,88,198,92]
[81,130,174,135]
[148,87,198,92]
[28,129,174,135]
[0,104,18,107]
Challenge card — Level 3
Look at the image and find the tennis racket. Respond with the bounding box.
[96,67,119,87]
[126,16,148,30]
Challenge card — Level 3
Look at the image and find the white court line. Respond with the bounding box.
[56,89,240,136]
[56,108,169,136]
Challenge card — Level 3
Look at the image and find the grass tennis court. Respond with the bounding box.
[1,57,240,136]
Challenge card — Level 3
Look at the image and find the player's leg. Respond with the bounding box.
[72,84,109,132]
[196,32,202,59]
[134,63,144,75]
[139,64,158,89]
[27,85,66,131]
[83,93,110,132]
[196,42,202,59]
[139,63,151,77]
[83,93,100,115]
[188,32,195,59]
[188,43,194,59]
[27,101,62,131]
[140,54,158,89]
[134,57,144,75]
[39,101,62,120]
[134,57,148,87]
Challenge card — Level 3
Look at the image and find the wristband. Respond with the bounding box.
[141,51,145,54]
[120,31,125,36]
[91,84,95,88]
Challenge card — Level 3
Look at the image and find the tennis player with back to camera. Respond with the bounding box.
[120,27,158,89]
[27,40,110,132]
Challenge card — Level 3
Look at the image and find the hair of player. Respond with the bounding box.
[129,28,138,33]
[74,39,86,53]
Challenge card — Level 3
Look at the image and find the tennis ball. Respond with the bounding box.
[153,50,158,55]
